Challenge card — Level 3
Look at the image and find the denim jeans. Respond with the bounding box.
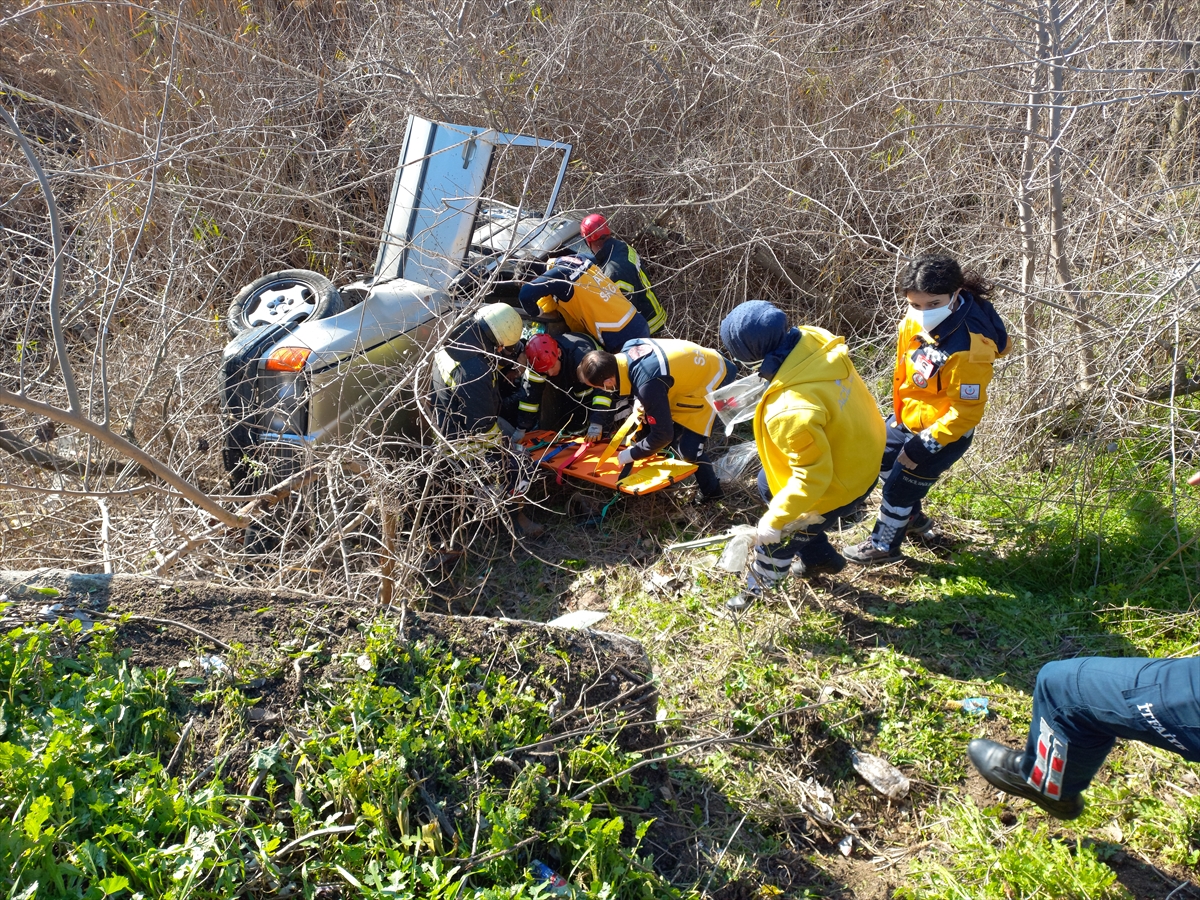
[1020,656,1200,800]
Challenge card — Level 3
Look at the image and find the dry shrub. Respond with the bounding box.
[0,0,1197,594]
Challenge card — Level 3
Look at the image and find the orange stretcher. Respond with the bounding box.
[520,430,698,495]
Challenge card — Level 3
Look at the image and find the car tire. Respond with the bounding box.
[226,269,344,337]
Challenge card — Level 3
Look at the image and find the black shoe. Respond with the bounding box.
[967,739,1085,820]
[843,539,904,565]
[791,547,846,578]
[694,489,725,507]
[906,512,940,541]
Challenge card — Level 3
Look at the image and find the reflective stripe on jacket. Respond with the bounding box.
[512,332,611,431]
[518,256,644,345]
[755,327,886,529]
[892,293,1011,453]
[615,338,730,444]
[594,238,666,334]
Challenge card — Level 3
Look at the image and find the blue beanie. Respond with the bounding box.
[719,300,800,378]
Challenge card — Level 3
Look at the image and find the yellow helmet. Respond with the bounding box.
[475,302,523,349]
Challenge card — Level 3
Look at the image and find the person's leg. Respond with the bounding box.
[970,657,1200,818]
[1022,657,1200,797]
[861,431,973,557]
[746,477,877,591]
[745,467,793,587]
[674,425,722,498]
[792,482,877,573]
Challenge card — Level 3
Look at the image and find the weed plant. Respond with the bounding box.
[0,615,680,899]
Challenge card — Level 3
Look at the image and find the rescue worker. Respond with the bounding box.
[577,338,734,502]
[579,213,667,335]
[719,301,886,611]
[967,473,1200,821]
[518,254,650,352]
[845,254,1010,565]
[511,332,614,441]
[431,302,543,537]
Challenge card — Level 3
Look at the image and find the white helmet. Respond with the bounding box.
[475,302,523,349]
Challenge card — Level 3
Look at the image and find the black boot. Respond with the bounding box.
[967,739,1084,820]
[791,540,846,578]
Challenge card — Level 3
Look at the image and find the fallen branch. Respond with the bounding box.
[90,609,233,652]
[166,716,195,775]
[0,388,244,528]
[273,824,358,860]
[0,417,128,476]
[151,464,323,576]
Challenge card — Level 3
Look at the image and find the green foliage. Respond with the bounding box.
[898,800,1130,900]
[0,615,679,899]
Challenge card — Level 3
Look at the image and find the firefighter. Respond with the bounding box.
[517,254,650,352]
[431,302,542,537]
[511,332,614,441]
[718,301,886,610]
[579,213,667,335]
[845,254,1011,565]
[577,338,734,502]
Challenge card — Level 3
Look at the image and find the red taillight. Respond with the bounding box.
[264,347,311,372]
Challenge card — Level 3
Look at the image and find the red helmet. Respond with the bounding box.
[579,213,611,244]
[525,333,562,374]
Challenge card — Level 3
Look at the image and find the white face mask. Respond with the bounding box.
[906,293,958,333]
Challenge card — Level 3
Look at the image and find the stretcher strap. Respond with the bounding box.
[594,409,640,473]
[555,440,593,485]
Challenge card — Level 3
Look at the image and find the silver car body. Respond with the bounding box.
[239,116,578,453]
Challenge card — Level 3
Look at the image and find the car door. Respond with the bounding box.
[375,116,572,289]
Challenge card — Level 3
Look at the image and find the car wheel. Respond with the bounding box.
[226,269,344,337]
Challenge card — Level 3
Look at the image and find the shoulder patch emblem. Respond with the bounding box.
[626,343,654,360]
[912,372,927,388]
[960,383,981,400]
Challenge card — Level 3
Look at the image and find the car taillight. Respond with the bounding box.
[265,347,311,371]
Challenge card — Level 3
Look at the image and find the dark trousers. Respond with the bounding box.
[752,469,875,584]
[666,359,734,498]
[674,425,722,496]
[870,414,972,552]
[1019,657,1200,800]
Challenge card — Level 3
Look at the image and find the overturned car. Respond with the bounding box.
[219,116,584,488]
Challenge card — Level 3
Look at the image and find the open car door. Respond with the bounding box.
[375,116,572,290]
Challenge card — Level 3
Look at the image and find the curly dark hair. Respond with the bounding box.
[898,254,993,303]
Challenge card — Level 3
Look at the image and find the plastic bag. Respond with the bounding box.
[707,373,766,435]
[849,748,910,801]
[713,441,761,483]
[716,524,757,573]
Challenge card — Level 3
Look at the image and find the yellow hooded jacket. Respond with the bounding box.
[755,327,886,530]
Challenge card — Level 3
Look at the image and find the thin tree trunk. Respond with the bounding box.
[1167,41,1195,154]
[1018,16,1049,380]
[1045,0,1097,390]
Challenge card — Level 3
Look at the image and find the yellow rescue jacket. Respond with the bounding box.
[756,327,886,529]
[892,294,1011,447]
[535,259,639,344]
[616,339,730,436]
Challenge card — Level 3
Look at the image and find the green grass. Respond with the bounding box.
[602,445,1200,896]
[6,445,1200,898]
[0,616,680,899]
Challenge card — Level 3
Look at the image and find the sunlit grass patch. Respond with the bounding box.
[899,799,1131,900]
